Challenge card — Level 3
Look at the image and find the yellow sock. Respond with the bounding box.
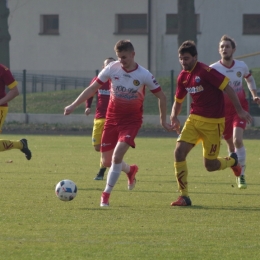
[174,161,188,197]
[217,157,235,170]
[0,139,23,152]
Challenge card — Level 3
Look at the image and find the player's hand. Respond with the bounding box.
[64,104,75,115]
[161,121,175,132]
[170,116,181,134]
[253,96,260,105]
[237,110,252,124]
[85,108,91,116]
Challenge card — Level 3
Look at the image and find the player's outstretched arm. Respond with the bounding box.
[0,86,19,106]
[224,84,252,123]
[64,81,101,115]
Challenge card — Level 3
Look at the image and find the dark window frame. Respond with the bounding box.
[166,14,200,34]
[115,14,148,35]
[39,14,59,35]
[243,14,260,35]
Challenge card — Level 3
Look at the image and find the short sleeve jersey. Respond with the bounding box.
[85,76,110,119]
[0,64,18,107]
[96,61,161,125]
[175,62,229,122]
[210,60,250,116]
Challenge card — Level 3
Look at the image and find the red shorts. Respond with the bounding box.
[223,114,247,140]
[100,123,142,152]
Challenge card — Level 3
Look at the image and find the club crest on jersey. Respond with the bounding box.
[133,80,140,86]
[236,71,242,78]
[195,76,201,83]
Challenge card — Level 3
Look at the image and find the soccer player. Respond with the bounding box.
[170,41,252,206]
[85,57,115,180]
[0,64,32,160]
[64,40,172,207]
[210,35,260,189]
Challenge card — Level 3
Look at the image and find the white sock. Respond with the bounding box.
[121,161,130,174]
[235,146,246,176]
[104,162,122,193]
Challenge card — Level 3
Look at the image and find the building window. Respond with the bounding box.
[243,14,260,35]
[40,15,59,35]
[166,14,200,34]
[115,14,147,34]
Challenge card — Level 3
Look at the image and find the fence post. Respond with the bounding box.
[22,69,26,114]
[170,70,174,106]
[95,70,99,76]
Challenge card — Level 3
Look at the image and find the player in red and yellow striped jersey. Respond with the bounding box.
[0,64,31,160]
[170,41,251,206]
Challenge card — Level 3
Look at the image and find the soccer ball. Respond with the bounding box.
[55,179,77,201]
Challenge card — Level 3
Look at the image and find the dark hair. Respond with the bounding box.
[178,40,197,57]
[219,35,236,49]
[114,40,134,52]
[105,57,116,62]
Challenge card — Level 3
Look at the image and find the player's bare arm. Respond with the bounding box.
[0,86,19,106]
[170,101,182,134]
[224,84,252,123]
[64,81,101,115]
[245,76,260,105]
[153,90,173,131]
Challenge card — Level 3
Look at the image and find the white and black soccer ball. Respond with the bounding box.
[55,179,77,201]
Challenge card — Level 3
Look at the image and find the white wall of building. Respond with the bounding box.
[7,0,260,75]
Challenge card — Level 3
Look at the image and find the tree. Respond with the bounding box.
[0,0,11,67]
[178,0,197,47]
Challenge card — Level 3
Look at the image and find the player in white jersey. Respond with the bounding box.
[210,35,260,189]
[64,40,173,206]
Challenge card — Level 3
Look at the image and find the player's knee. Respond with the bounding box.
[102,159,111,168]
[204,160,218,172]
[233,137,243,148]
[174,148,186,161]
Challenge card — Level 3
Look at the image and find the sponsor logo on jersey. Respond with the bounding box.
[195,76,200,83]
[123,74,131,78]
[125,135,131,138]
[186,85,204,94]
[236,71,242,78]
[101,142,111,147]
[133,80,140,86]
[98,89,110,95]
[114,75,120,80]
[226,70,234,73]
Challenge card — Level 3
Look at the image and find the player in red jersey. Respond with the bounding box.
[0,64,31,160]
[85,57,115,180]
[170,41,252,206]
[64,40,173,207]
[210,35,260,189]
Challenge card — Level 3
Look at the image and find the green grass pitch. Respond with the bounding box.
[0,134,260,259]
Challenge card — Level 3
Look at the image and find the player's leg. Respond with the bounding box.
[92,118,106,180]
[233,125,247,189]
[117,125,140,190]
[202,121,240,176]
[171,117,197,206]
[0,107,31,160]
[100,142,130,207]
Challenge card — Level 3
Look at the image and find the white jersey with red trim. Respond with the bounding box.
[97,61,161,125]
[210,59,250,116]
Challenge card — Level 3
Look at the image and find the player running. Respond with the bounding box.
[210,35,260,189]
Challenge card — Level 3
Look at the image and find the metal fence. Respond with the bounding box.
[10,68,260,116]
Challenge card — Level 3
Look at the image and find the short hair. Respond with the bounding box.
[114,40,134,52]
[219,35,236,49]
[105,57,116,62]
[178,40,198,57]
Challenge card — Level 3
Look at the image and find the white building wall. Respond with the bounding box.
[7,0,260,75]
